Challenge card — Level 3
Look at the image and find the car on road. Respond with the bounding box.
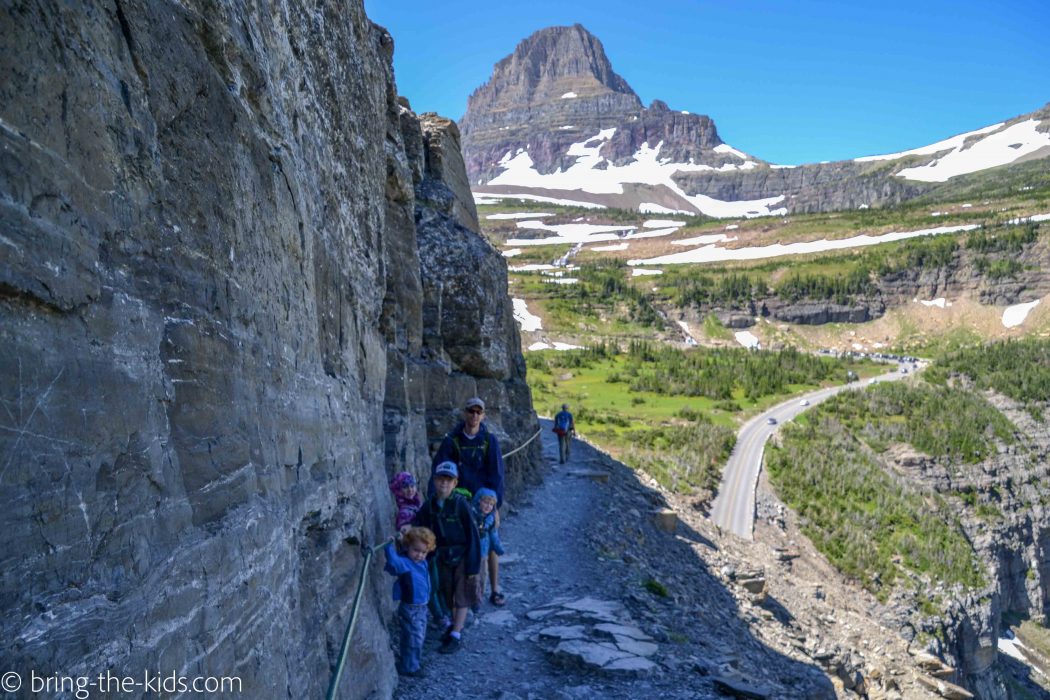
[767,417,778,425]
[868,378,877,384]
[900,367,908,374]
[799,399,810,406]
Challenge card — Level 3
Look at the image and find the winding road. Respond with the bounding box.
[710,365,915,539]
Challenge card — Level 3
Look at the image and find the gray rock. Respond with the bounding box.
[551,640,634,669]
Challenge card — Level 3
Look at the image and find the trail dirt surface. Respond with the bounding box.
[391,421,835,700]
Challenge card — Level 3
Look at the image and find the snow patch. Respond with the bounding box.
[643,219,686,228]
[487,212,554,220]
[1002,299,1040,328]
[714,143,748,159]
[502,248,523,258]
[628,224,978,266]
[591,242,629,252]
[561,92,577,99]
[528,341,584,351]
[896,120,1050,182]
[919,298,948,308]
[639,202,693,215]
[512,298,542,331]
[856,121,1006,163]
[735,331,760,349]
[485,129,782,218]
[631,268,663,277]
[471,191,607,209]
[625,227,680,240]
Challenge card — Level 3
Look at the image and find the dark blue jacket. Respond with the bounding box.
[411,494,481,577]
[431,421,505,506]
[383,542,430,605]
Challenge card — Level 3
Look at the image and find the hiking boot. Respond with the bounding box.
[398,667,424,678]
[438,636,462,654]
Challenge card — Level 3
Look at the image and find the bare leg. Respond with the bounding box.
[451,605,469,633]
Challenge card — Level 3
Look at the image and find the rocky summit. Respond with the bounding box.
[462,25,1050,217]
[460,24,751,215]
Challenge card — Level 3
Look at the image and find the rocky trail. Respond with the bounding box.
[391,422,837,700]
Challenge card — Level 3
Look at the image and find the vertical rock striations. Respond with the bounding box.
[0,2,537,698]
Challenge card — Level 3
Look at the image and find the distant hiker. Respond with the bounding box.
[553,403,575,464]
[431,396,506,606]
[472,487,506,607]
[383,526,436,677]
[412,461,481,654]
[389,471,422,531]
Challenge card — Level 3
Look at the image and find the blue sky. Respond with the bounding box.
[364,0,1049,165]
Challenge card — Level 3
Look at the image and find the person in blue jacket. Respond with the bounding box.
[383,526,436,676]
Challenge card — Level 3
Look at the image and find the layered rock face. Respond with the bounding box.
[460,24,735,187]
[0,3,537,699]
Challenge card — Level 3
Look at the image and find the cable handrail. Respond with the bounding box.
[326,425,543,698]
[501,426,543,459]
[325,535,395,700]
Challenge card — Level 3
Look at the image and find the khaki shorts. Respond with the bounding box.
[437,559,479,610]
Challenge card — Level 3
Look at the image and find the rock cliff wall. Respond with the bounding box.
[0,3,537,698]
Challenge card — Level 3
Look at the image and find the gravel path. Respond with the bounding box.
[391,422,834,700]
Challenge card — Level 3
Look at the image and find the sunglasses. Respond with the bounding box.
[466,408,484,414]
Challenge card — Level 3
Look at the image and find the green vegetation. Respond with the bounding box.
[527,343,873,496]
[814,381,1015,462]
[767,413,985,598]
[643,578,670,597]
[927,337,1050,417]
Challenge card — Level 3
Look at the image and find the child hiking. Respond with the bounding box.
[389,471,422,530]
[411,461,480,654]
[383,527,436,677]
[472,487,506,606]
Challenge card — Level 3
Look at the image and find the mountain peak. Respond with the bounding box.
[467,24,638,113]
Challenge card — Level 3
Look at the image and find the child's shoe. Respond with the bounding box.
[439,635,462,654]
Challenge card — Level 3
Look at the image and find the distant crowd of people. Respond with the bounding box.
[381,397,574,676]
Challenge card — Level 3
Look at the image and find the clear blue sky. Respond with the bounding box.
[364,0,1049,165]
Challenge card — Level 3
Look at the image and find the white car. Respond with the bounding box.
[767,417,778,425]
[868,378,877,385]
[799,399,810,406]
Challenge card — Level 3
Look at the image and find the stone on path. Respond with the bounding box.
[603,656,658,676]
[594,622,654,641]
[712,674,771,699]
[481,609,518,626]
[538,625,588,640]
[567,468,610,483]
[651,508,678,533]
[553,639,635,669]
[915,674,974,700]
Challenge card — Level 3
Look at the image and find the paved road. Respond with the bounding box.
[710,365,914,540]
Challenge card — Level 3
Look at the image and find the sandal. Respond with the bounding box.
[489,591,506,606]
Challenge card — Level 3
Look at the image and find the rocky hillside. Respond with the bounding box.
[0,3,537,699]
[462,26,1050,217]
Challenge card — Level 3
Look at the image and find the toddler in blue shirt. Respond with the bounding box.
[383,526,436,676]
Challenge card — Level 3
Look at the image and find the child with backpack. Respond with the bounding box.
[389,471,422,531]
[472,487,506,606]
[411,461,480,654]
[383,526,437,677]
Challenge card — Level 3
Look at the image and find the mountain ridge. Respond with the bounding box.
[462,25,1050,217]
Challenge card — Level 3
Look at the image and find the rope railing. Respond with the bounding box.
[501,426,543,460]
[326,425,543,699]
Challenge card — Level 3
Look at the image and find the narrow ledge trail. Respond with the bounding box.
[390,421,836,700]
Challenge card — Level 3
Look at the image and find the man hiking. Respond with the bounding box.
[553,403,575,464]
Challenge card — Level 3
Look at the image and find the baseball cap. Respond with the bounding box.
[434,461,458,478]
[464,397,485,411]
